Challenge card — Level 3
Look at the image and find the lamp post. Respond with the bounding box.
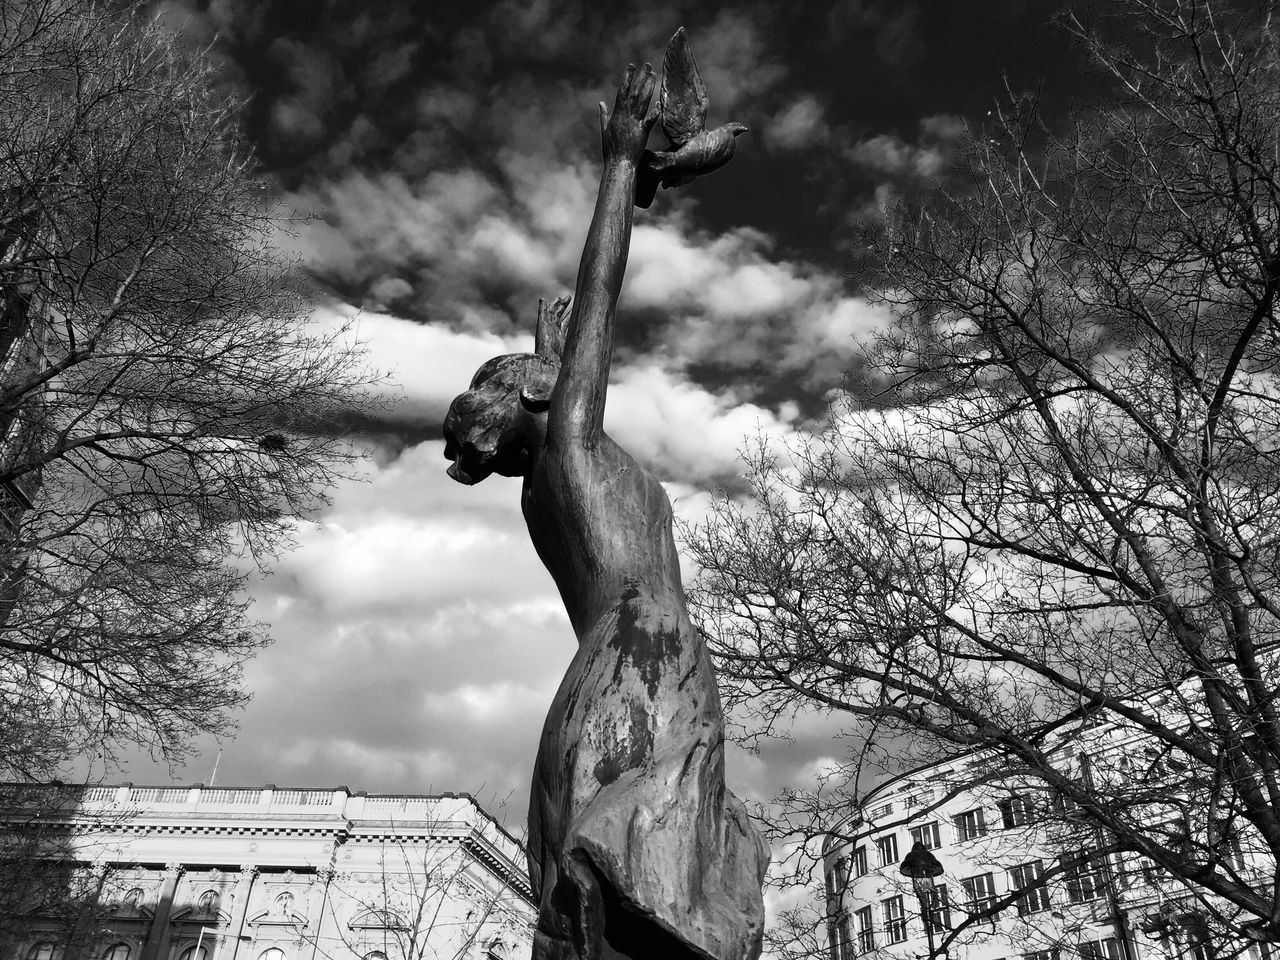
[900,840,945,959]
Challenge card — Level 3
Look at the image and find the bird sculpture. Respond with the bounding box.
[635,27,748,209]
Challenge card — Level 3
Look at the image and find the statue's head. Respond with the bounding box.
[442,296,570,485]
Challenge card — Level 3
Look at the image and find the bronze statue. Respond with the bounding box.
[443,33,768,960]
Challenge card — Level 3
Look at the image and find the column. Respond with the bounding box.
[140,864,183,960]
[226,866,257,960]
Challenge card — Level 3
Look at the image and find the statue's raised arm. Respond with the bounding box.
[443,29,766,960]
[549,63,656,448]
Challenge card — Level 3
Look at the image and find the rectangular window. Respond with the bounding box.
[851,845,868,878]
[954,807,987,842]
[882,895,907,944]
[854,906,874,954]
[909,822,941,849]
[1022,951,1060,960]
[999,795,1031,829]
[1010,860,1050,915]
[875,834,898,867]
[1064,852,1105,904]
[961,872,996,913]
[924,884,952,932]
[1053,790,1082,820]
[870,802,893,819]
[1079,938,1122,960]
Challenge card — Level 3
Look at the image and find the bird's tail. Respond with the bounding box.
[635,152,660,209]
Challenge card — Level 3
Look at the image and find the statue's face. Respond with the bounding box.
[443,355,555,484]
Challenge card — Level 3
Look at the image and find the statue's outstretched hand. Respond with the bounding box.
[599,63,657,165]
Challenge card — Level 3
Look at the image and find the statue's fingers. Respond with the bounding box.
[635,62,655,110]
[615,64,635,107]
[644,97,659,130]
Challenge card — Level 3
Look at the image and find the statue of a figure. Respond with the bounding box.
[443,37,767,960]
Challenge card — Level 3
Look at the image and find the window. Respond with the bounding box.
[823,858,853,960]
[257,950,285,960]
[851,845,868,877]
[954,807,987,841]
[875,834,898,867]
[27,944,57,960]
[1010,860,1050,915]
[101,947,130,960]
[177,948,208,960]
[1053,790,1082,820]
[1079,938,1122,960]
[882,896,907,944]
[909,822,941,849]
[1064,852,1105,904]
[924,884,952,932]
[999,795,1032,829]
[827,856,850,902]
[364,954,388,960]
[869,802,892,820]
[1023,951,1059,960]
[197,889,220,915]
[854,906,874,953]
[961,872,997,913]
[123,887,145,911]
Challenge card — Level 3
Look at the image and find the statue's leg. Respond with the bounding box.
[533,851,609,960]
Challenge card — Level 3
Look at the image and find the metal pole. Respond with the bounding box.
[917,888,937,959]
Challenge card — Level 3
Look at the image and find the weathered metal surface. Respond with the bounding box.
[444,34,766,960]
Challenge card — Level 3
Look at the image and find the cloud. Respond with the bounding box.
[624,222,892,389]
[607,365,798,484]
[765,96,828,151]
[848,132,946,179]
[847,114,967,183]
[920,113,967,141]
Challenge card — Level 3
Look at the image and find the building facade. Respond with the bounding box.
[823,710,1275,960]
[0,784,535,960]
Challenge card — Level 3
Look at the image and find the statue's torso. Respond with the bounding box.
[522,432,684,638]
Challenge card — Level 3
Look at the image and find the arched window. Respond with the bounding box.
[197,889,220,915]
[122,887,145,911]
[101,944,130,960]
[177,945,209,960]
[363,953,387,960]
[26,943,56,960]
[257,948,286,960]
[486,942,507,960]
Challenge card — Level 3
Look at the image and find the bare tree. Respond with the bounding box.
[0,0,375,780]
[686,0,1280,951]
[298,816,533,960]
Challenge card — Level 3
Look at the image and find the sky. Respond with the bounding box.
[114,0,1114,840]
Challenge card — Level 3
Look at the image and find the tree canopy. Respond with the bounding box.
[0,0,375,779]
[687,0,1280,948]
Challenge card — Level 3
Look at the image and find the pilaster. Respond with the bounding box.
[140,863,184,960]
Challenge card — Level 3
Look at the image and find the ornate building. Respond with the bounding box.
[0,784,535,960]
[822,700,1276,960]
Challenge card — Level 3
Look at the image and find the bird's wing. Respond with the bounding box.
[660,27,708,149]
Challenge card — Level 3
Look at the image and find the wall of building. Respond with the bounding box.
[823,719,1275,960]
[0,785,535,960]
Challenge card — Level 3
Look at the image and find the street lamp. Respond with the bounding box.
[900,840,945,959]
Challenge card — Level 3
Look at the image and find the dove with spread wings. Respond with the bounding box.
[635,27,748,209]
